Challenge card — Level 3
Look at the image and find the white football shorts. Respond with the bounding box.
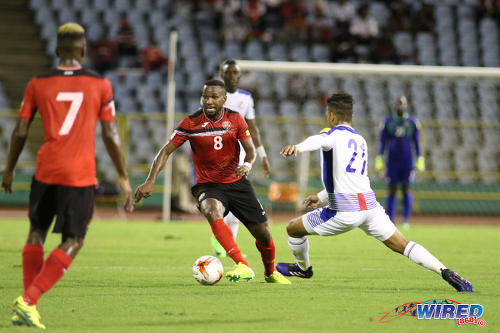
[302,204,396,241]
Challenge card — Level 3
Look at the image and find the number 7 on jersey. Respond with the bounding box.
[56,92,83,135]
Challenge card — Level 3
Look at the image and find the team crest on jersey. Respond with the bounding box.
[222,121,231,130]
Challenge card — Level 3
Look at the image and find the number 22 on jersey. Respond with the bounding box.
[56,92,83,135]
[345,138,367,175]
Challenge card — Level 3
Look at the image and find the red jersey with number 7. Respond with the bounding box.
[169,108,251,183]
[18,66,116,187]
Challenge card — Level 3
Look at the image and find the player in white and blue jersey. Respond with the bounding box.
[276,92,472,292]
[210,59,271,257]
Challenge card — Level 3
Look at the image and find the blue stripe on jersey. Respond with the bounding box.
[319,125,357,136]
[322,149,334,193]
[335,125,358,134]
[236,88,252,96]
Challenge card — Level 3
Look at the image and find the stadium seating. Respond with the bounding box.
[0,0,498,184]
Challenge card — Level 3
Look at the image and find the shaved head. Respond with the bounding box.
[395,95,408,116]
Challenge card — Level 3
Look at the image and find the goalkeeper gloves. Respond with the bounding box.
[416,156,425,172]
[375,155,385,173]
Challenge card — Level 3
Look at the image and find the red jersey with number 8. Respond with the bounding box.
[19,66,116,187]
[169,108,251,183]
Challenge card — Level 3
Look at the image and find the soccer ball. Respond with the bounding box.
[192,255,224,285]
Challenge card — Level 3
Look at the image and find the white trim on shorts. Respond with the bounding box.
[302,204,396,241]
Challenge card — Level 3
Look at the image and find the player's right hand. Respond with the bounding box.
[280,145,298,157]
[0,169,14,193]
[303,194,321,209]
[134,181,154,204]
[375,155,385,173]
[118,176,134,212]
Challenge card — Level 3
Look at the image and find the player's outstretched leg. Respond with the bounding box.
[276,263,313,278]
[11,296,45,329]
[383,230,473,292]
[441,269,473,292]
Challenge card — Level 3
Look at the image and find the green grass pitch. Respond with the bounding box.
[1,218,499,332]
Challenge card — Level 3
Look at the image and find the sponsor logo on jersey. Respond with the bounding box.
[222,121,231,130]
[201,122,209,128]
[378,299,486,327]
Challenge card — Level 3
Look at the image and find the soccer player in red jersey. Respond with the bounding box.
[134,79,290,284]
[1,23,133,329]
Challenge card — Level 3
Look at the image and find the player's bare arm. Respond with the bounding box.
[101,121,134,212]
[235,138,255,177]
[282,133,328,158]
[246,118,271,177]
[1,118,32,193]
[280,145,299,157]
[134,142,178,203]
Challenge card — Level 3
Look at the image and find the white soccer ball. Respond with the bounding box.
[192,255,224,285]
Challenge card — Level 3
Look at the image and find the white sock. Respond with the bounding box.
[224,214,239,240]
[288,236,310,270]
[404,241,446,274]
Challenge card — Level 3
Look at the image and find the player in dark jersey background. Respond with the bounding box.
[1,23,133,329]
[375,96,425,229]
[134,79,290,284]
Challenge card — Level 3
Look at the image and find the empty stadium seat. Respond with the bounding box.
[256,100,276,116]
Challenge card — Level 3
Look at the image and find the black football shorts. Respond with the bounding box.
[29,177,95,238]
[191,177,267,226]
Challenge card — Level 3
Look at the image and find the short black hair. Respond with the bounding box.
[327,92,353,122]
[221,59,237,67]
[204,79,226,89]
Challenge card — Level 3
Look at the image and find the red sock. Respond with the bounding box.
[22,244,44,291]
[23,248,72,305]
[256,238,275,276]
[209,218,248,266]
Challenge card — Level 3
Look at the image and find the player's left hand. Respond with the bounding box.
[235,164,250,177]
[280,145,298,157]
[0,169,14,193]
[261,156,271,177]
[416,156,425,172]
